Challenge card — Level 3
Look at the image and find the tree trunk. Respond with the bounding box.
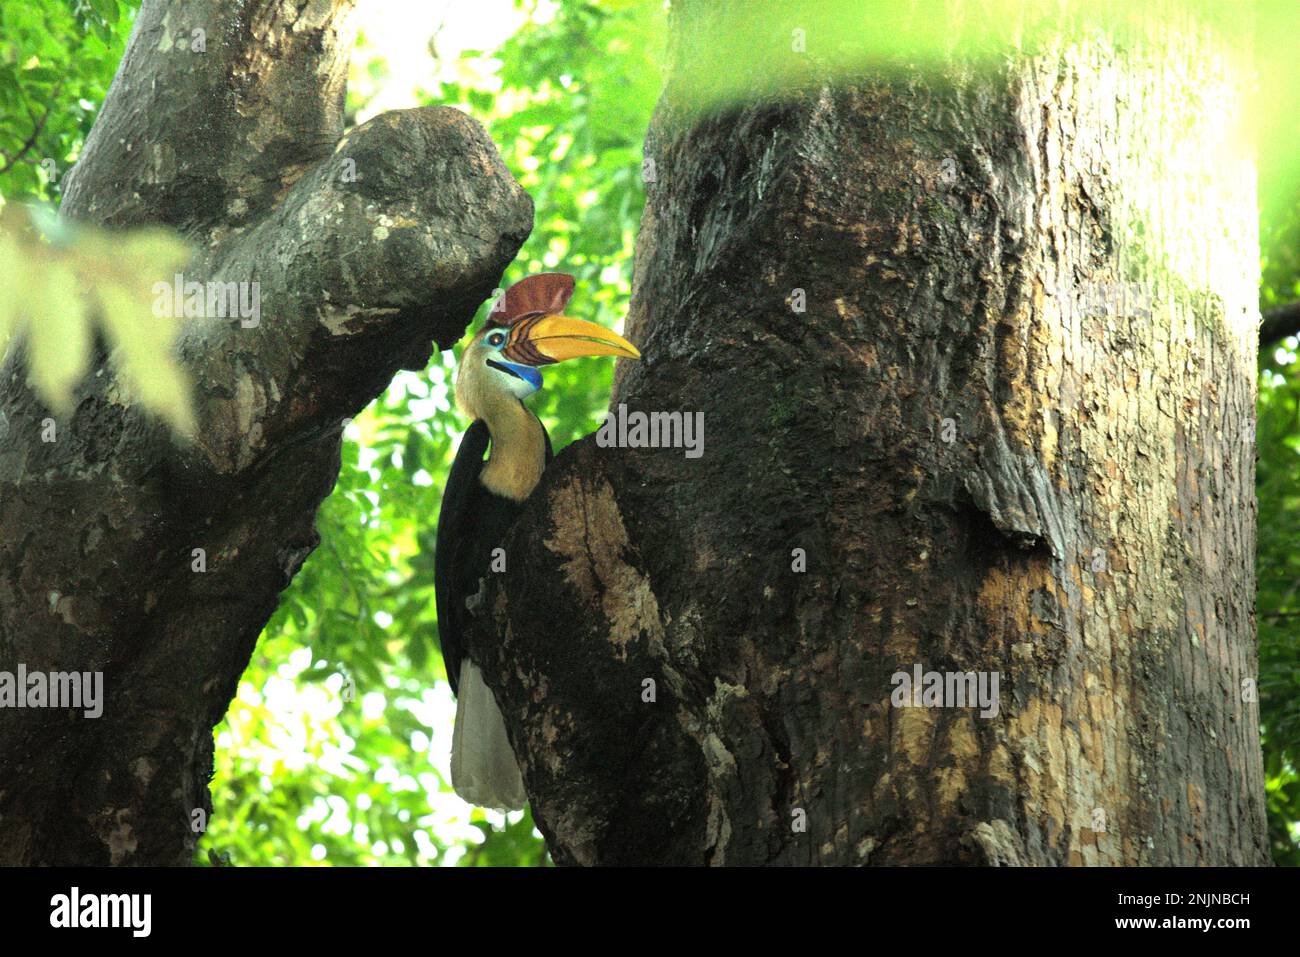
[477,2,1270,865]
[0,0,531,865]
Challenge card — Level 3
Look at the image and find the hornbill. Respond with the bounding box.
[434,272,640,809]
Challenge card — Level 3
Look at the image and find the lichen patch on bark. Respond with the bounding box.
[543,476,664,660]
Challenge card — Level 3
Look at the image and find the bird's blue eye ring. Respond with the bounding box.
[487,331,506,348]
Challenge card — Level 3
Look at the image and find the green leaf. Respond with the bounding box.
[90,0,120,26]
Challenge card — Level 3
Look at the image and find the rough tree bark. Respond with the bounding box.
[0,0,531,864]
[475,2,1270,864]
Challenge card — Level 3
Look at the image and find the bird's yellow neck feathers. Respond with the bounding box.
[455,350,546,502]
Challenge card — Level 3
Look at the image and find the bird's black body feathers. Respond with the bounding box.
[434,414,552,696]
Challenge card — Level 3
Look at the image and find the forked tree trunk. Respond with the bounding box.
[477,1,1270,864]
[0,0,530,864]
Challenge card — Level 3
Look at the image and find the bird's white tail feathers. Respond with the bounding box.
[451,661,526,810]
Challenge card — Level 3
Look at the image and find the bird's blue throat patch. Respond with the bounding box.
[487,359,543,392]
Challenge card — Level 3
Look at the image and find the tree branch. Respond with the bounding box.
[1260,301,1300,348]
[180,105,531,474]
[0,92,58,176]
[61,0,358,235]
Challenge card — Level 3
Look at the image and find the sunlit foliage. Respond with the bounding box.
[0,0,134,202]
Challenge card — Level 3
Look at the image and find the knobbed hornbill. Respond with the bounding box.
[435,272,640,809]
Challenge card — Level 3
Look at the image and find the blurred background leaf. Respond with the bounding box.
[0,203,195,430]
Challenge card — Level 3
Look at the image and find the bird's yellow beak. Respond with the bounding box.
[519,314,641,363]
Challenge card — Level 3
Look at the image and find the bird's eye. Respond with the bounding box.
[487,332,506,348]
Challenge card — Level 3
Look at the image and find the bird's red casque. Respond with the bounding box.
[486,272,575,327]
[486,272,577,367]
